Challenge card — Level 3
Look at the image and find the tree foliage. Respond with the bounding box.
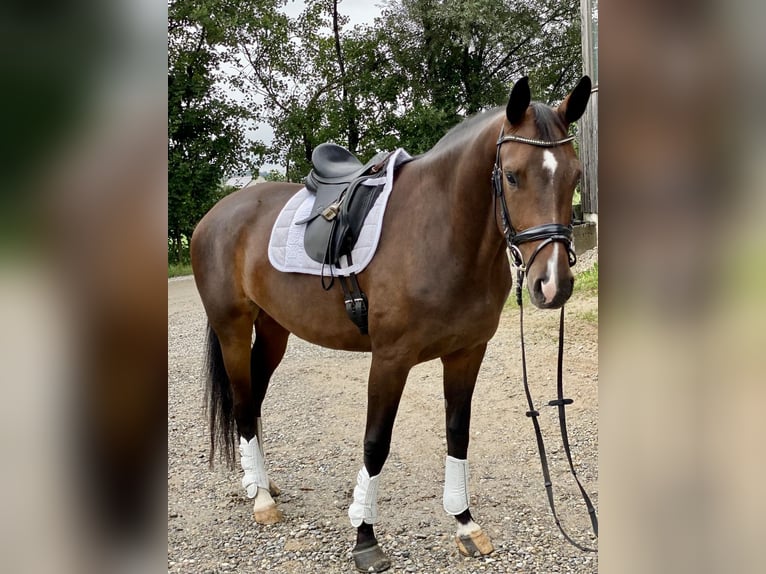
[167,0,584,257]
[224,0,582,174]
[375,0,582,152]
[225,0,387,180]
[168,0,257,262]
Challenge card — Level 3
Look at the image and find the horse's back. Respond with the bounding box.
[193,181,299,251]
[191,182,301,317]
[196,182,298,233]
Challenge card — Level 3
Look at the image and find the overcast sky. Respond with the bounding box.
[283,0,381,26]
[252,0,384,175]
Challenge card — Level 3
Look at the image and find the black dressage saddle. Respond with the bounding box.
[299,143,390,265]
[308,143,382,184]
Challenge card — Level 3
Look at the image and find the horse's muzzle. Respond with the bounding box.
[530,272,574,309]
[527,243,575,309]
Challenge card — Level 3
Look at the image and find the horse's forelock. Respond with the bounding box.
[530,102,567,142]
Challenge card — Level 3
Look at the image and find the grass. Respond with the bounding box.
[168,262,193,278]
[577,309,599,323]
[504,283,531,309]
[574,263,598,294]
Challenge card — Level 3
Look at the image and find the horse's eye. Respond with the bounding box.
[505,171,518,186]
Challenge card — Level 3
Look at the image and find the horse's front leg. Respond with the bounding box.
[349,355,411,573]
[441,344,495,557]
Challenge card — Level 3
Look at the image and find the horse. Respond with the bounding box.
[190,75,592,572]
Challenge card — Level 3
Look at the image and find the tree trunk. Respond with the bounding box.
[171,234,182,264]
[332,0,359,153]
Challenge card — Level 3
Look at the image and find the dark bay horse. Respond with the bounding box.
[191,76,591,572]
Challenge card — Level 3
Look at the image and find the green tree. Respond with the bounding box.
[199,0,583,182]
[375,0,582,152]
[168,0,256,263]
[264,170,287,182]
[226,0,404,181]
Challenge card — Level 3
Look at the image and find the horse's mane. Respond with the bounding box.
[427,101,566,155]
[428,108,503,153]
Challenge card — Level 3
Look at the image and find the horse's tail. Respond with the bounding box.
[203,322,237,469]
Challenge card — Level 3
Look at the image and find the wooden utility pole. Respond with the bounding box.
[579,0,598,225]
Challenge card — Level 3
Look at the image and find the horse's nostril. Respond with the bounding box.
[540,276,558,303]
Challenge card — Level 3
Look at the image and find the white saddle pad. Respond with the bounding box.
[268,148,411,276]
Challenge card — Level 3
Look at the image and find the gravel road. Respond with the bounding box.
[168,250,598,573]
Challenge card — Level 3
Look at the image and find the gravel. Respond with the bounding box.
[168,249,598,573]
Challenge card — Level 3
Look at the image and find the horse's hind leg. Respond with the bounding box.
[215,313,282,524]
[251,312,289,499]
[441,344,494,557]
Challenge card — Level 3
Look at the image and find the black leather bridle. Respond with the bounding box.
[492,126,599,552]
[492,128,578,280]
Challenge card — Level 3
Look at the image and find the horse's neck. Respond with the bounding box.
[424,117,507,271]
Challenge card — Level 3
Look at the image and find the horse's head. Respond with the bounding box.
[495,76,592,309]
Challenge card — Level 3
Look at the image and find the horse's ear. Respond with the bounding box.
[558,76,592,125]
[506,76,531,126]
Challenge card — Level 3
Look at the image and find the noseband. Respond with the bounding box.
[491,129,577,278]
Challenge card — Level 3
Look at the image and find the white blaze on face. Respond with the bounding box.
[542,150,558,181]
[541,243,561,303]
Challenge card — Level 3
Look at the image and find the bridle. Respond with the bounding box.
[492,127,578,279]
[492,125,599,552]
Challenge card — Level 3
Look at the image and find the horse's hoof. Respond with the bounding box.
[352,543,391,573]
[253,504,283,525]
[268,479,281,498]
[455,529,494,557]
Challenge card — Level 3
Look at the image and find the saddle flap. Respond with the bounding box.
[334,179,386,255]
[295,181,347,225]
[303,215,336,263]
[302,176,385,265]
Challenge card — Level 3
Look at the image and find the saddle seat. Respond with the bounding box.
[306,143,388,191]
[309,143,380,185]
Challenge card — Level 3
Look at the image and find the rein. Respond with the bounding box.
[492,127,598,552]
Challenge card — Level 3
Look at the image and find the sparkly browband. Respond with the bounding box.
[496,134,576,147]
